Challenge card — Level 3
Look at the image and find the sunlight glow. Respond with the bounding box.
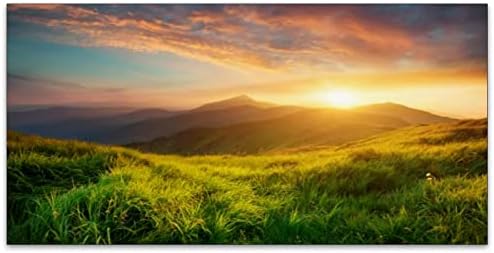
[326,90,358,108]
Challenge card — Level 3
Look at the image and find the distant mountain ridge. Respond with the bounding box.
[7,107,176,142]
[8,95,457,147]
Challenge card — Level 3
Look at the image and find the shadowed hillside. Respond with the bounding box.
[7,118,486,244]
[129,108,411,155]
[122,98,457,154]
[102,105,303,144]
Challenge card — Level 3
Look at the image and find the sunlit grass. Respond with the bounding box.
[7,119,487,244]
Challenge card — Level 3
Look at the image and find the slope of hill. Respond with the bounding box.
[7,119,487,244]
[103,105,303,144]
[129,108,410,155]
[355,102,456,124]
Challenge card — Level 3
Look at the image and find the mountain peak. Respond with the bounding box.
[193,95,275,112]
[226,94,254,102]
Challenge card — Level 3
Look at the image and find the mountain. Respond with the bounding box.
[354,102,456,124]
[7,106,135,128]
[7,107,176,141]
[7,95,287,144]
[101,105,302,144]
[7,96,457,146]
[128,108,411,155]
[110,108,177,124]
[191,95,275,112]
[129,101,459,155]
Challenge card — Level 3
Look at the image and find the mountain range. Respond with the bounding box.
[8,95,456,154]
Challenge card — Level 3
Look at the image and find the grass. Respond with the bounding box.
[7,118,487,244]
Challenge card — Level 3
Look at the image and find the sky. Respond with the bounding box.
[7,4,487,118]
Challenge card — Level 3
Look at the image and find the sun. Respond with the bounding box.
[326,90,357,108]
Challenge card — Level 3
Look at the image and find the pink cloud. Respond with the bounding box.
[7,4,486,73]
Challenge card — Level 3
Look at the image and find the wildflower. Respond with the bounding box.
[426,172,436,182]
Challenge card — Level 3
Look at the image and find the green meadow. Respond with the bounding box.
[7,119,487,244]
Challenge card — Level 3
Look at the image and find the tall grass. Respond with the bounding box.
[7,119,487,244]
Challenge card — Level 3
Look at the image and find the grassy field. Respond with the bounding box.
[7,118,487,244]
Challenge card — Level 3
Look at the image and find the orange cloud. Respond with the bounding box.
[8,4,487,74]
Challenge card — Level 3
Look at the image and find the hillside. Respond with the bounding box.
[7,118,487,244]
[355,103,456,124]
[102,105,303,144]
[129,108,410,155]
[97,100,458,145]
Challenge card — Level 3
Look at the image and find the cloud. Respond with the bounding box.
[7,73,210,109]
[7,73,85,88]
[7,73,126,105]
[7,4,487,73]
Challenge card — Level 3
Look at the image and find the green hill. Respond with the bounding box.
[7,118,487,244]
